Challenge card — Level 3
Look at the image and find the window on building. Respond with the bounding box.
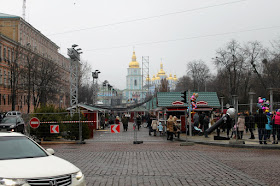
[134,80,137,86]
[3,95,6,105]
[8,49,10,63]
[11,50,14,62]
[3,48,6,61]
[0,69,2,84]
[7,71,10,85]
[4,70,6,86]
[8,95,10,105]
[0,45,2,61]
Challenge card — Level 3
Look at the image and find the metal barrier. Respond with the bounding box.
[22,112,92,143]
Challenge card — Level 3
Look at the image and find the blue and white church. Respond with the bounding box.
[125,51,143,103]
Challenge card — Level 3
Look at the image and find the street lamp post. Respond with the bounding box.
[92,70,101,105]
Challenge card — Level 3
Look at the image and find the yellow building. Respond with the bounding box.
[0,13,70,112]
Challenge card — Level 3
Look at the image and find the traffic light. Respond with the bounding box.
[181,91,187,103]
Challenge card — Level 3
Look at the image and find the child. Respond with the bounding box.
[158,122,163,136]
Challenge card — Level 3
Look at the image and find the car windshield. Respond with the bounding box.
[1,117,17,124]
[0,136,47,160]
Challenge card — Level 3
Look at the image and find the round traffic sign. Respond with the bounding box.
[29,117,40,129]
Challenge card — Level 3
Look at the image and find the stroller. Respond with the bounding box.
[193,126,203,136]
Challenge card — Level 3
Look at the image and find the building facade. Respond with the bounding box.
[125,51,143,103]
[0,13,70,113]
[147,62,178,93]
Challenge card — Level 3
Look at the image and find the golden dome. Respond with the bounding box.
[173,75,178,81]
[155,74,160,80]
[151,75,156,81]
[157,62,166,76]
[129,51,139,68]
[146,75,151,81]
[167,74,173,80]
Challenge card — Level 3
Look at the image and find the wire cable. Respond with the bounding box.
[47,0,249,36]
[84,25,280,52]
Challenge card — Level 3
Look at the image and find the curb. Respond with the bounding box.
[40,141,85,145]
[187,140,280,150]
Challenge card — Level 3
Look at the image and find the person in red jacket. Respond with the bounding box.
[272,110,280,144]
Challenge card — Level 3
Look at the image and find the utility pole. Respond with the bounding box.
[67,44,82,116]
[92,70,101,105]
[22,0,26,20]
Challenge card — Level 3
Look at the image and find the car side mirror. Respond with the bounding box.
[46,148,55,155]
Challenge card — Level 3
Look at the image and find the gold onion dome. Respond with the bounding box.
[129,51,139,68]
[146,75,151,81]
[173,75,178,81]
[167,74,173,80]
[157,62,166,76]
[151,75,156,81]
[155,74,160,80]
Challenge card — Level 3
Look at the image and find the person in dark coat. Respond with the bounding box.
[246,112,255,139]
[255,109,268,144]
[121,115,129,131]
[203,115,210,138]
[136,114,142,131]
[146,113,152,135]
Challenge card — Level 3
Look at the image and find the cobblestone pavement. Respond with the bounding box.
[42,123,280,186]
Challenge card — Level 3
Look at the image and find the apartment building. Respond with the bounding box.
[0,13,70,113]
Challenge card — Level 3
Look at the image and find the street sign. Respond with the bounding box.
[111,125,120,133]
[50,125,59,134]
[29,117,40,129]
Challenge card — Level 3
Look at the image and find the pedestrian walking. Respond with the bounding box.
[255,109,268,144]
[237,113,246,139]
[272,110,280,144]
[115,116,120,124]
[109,114,115,125]
[136,114,142,131]
[173,116,181,139]
[152,119,158,136]
[167,115,175,141]
[121,115,129,131]
[246,112,255,139]
[265,112,272,141]
[100,114,105,129]
[147,113,153,135]
[203,114,210,138]
[193,112,199,127]
[158,122,163,136]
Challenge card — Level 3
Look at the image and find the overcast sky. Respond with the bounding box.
[1,0,280,90]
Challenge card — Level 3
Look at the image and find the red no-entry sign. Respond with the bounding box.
[29,117,40,129]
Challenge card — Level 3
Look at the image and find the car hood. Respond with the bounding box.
[0,155,80,178]
[0,123,14,126]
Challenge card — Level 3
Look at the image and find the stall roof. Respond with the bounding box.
[130,106,149,112]
[67,103,106,112]
[156,92,220,108]
[146,97,157,110]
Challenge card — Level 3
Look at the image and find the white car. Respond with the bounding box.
[0,132,86,186]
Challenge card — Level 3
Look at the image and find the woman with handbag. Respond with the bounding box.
[166,115,175,141]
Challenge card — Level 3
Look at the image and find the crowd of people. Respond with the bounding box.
[99,109,280,145]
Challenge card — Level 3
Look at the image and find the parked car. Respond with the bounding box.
[0,115,25,133]
[6,111,22,116]
[0,132,86,186]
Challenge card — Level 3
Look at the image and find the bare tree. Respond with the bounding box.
[187,60,210,91]
[10,45,24,111]
[175,75,192,92]
[32,58,60,108]
[243,41,267,90]
[214,40,245,96]
[158,78,170,92]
